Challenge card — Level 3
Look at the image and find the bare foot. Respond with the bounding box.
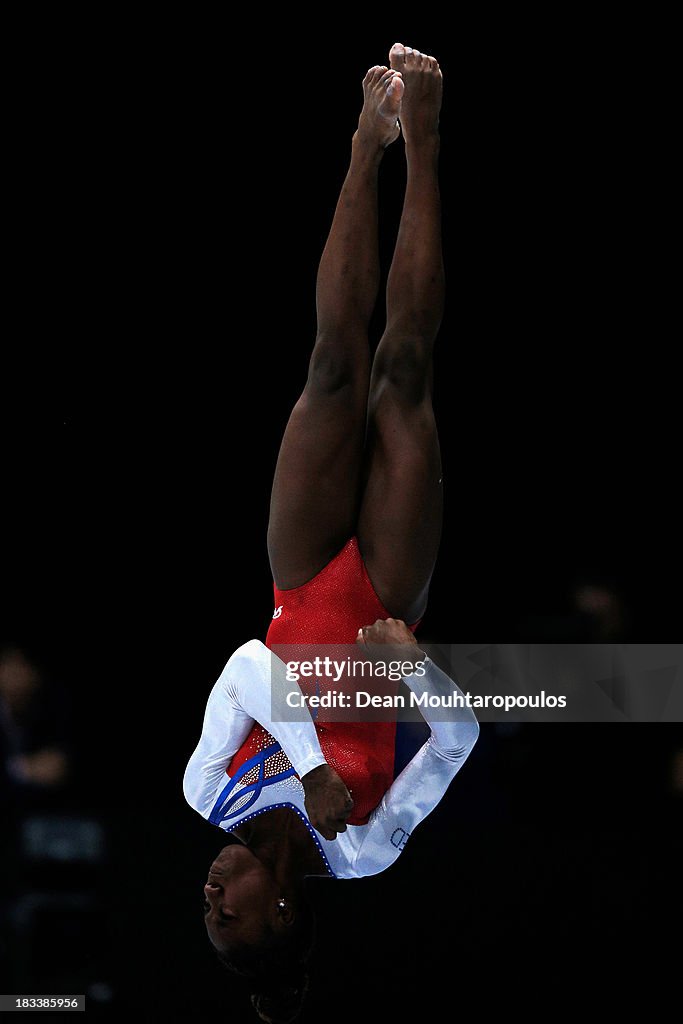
[357,65,404,148]
[389,43,442,144]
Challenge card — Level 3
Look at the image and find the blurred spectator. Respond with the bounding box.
[518,573,632,641]
[0,644,71,806]
[572,580,629,640]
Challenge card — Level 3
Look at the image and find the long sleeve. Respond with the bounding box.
[342,656,479,877]
[182,640,327,818]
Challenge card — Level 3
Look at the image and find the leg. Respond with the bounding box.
[268,67,404,590]
[358,45,444,622]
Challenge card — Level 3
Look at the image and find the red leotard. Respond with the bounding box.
[226,538,418,824]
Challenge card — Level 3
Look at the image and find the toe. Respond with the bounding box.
[387,75,404,100]
[365,65,384,83]
[389,42,406,67]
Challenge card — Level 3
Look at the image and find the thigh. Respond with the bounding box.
[267,340,370,590]
[357,380,443,622]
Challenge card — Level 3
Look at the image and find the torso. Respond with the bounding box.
[227,538,419,827]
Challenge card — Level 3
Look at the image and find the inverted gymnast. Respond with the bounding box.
[184,44,479,1023]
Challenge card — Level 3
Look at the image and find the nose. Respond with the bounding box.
[203,883,237,922]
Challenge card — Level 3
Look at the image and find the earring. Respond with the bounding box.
[277,899,286,909]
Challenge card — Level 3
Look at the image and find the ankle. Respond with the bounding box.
[405,136,440,169]
[405,132,440,157]
[352,128,387,160]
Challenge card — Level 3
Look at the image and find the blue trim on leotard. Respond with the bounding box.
[208,742,296,825]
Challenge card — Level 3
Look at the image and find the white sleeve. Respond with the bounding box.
[182,640,327,818]
[349,656,479,877]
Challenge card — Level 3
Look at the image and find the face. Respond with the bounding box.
[203,844,283,956]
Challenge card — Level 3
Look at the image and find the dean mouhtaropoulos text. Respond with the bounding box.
[285,690,568,710]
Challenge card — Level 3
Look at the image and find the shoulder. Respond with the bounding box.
[228,639,270,664]
[225,640,289,678]
[219,640,282,688]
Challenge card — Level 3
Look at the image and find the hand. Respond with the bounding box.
[355,617,419,648]
[356,618,423,667]
[302,763,354,841]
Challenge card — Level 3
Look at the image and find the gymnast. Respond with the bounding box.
[183,43,478,1023]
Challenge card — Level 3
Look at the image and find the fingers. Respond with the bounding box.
[313,818,349,841]
[310,798,353,840]
[356,618,409,645]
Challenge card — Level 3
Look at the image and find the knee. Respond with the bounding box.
[306,333,364,395]
[372,336,431,404]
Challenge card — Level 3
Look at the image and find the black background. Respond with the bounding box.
[2,13,680,1020]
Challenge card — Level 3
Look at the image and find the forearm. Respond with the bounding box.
[385,653,480,828]
[403,656,480,761]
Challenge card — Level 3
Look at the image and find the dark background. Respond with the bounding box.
[2,14,679,1020]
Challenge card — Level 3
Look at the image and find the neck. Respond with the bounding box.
[232,807,329,888]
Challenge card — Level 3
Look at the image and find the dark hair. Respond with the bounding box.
[216,901,315,1023]
[249,974,309,1024]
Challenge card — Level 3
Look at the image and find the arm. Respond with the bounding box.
[183,640,353,838]
[349,620,479,876]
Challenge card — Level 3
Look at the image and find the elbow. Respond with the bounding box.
[183,759,218,820]
[454,718,480,760]
[182,764,201,812]
[462,717,480,755]
[435,717,480,763]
